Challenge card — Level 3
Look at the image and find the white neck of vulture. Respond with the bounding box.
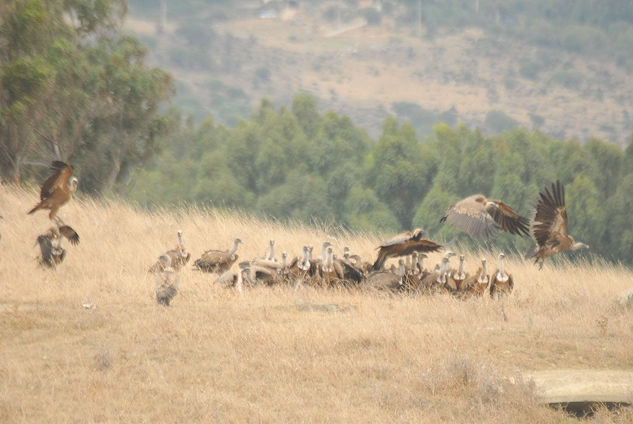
[438,260,448,283]
[267,241,275,261]
[418,256,424,274]
[498,255,505,276]
[398,261,405,276]
[281,253,287,268]
[480,260,487,282]
[321,244,329,260]
[177,232,185,250]
[229,240,240,255]
[458,257,464,277]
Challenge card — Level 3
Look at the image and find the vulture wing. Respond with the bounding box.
[486,200,530,236]
[441,195,499,239]
[372,238,442,270]
[379,230,413,248]
[58,224,80,245]
[37,235,53,265]
[40,162,73,201]
[532,180,568,247]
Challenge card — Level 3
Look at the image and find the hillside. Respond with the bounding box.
[2,186,633,422]
[124,1,633,144]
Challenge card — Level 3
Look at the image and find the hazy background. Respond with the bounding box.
[2,0,633,263]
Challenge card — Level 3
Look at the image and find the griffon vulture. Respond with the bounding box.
[371,228,442,271]
[155,255,179,306]
[440,194,529,239]
[489,253,514,298]
[28,161,78,220]
[149,230,191,273]
[528,180,589,268]
[193,238,242,273]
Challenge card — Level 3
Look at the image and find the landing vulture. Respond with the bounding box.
[371,228,442,271]
[440,194,529,239]
[528,181,588,268]
[28,161,78,220]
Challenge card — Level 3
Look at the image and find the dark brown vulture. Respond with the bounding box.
[440,194,529,239]
[371,228,442,271]
[149,230,191,273]
[528,180,589,268]
[36,227,66,268]
[193,238,242,273]
[155,255,179,306]
[489,253,514,298]
[28,161,78,220]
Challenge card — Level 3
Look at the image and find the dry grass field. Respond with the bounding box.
[1,186,633,423]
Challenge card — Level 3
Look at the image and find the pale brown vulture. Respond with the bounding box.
[528,181,589,268]
[371,228,442,270]
[193,238,242,273]
[149,230,191,273]
[28,161,78,220]
[489,253,514,298]
[460,258,490,299]
[155,255,179,306]
[440,194,529,239]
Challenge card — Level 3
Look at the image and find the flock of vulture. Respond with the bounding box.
[26,161,590,307]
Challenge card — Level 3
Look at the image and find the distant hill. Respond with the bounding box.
[125,0,633,145]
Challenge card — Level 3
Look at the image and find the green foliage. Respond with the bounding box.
[0,0,174,191]
[120,90,633,265]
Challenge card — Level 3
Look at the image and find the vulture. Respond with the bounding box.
[36,227,66,268]
[489,253,514,298]
[461,258,490,299]
[155,255,178,306]
[193,238,242,273]
[149,230,191,273]
[452,254,469,291]
[371,228,442,271]
[365,259,406,292]
[28,161,78,220]
[440,194,529,239]
[528,180,589,268]
[265,240,276,261]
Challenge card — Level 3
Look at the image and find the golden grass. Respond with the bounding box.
[1,186,633,423]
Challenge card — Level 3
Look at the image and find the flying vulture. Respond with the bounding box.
[528,181,589,268]
[440,195,529,239]
[372,228,442,271]
[28,161,78,220]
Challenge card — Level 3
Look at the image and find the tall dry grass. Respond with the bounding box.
[1,186,632,423]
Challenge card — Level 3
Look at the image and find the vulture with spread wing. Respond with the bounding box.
[528,181,588,268]
[440,195,529,239]
[28,161,78,220]
[371,228,442,271]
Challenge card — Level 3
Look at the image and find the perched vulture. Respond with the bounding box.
[155,255,179,306]
[460,258,490,299]
[149,230,191,273]
[36,227,66,268]
[28,161,78,220]
[528,181,589,268]
[372,228,441,271]
[489,253,514,298]
[193,238,242,273]
[440,194,529,239]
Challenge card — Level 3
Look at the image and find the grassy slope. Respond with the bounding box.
[1,186,633,423]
